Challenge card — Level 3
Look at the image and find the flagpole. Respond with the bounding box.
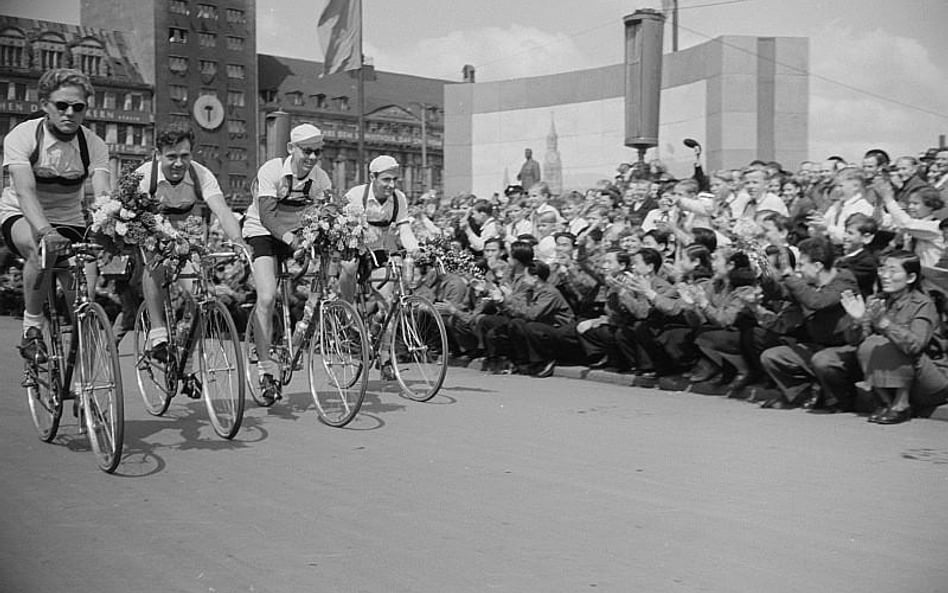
[356,0,365,184]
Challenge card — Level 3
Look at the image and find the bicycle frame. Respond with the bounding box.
[41,249,102,413]
[270,252,327,386]
[358,256,411,366]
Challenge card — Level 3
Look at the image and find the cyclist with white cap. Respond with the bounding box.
[338,155,420,378]
[243,123,332,402]
[338,155,420,300]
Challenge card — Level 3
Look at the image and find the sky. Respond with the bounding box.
[6,0,948,164]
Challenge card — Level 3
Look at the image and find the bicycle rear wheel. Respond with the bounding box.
[198,300,245,439]
[243,304,285,407]
[25,319,62,442]
[389,295,448,402]
[77,302,125,474]
[308,299,368,427]
[133,301,174,416]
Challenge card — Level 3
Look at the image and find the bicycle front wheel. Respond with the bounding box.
[198,300,245,439]
[133,301,174,416]
[389,295,448,402]
[25,320,62,442]
[308,299,368,427]
[77,302,125,474]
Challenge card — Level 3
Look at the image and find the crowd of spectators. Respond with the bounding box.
[407,145,948,426]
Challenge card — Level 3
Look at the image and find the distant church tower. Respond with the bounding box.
[543,113,563,195]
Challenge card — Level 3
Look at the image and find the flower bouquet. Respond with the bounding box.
[417,235,484,280]
[298,201,375,256]
[90,170,207,280]
[729,217,773,277]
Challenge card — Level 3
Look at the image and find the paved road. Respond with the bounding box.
[1,314,947,593]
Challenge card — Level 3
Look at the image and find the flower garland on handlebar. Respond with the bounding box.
[298,201,374,257]
[89,170,207,281]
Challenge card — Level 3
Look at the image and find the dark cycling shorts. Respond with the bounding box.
[358,249,389,282]
[246,235,294,262]
[1,215,86,259]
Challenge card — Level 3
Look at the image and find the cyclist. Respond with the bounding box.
[338,155,420,377]
[0,68,111,363]
[134,124,245,397]
[242,123,332,403]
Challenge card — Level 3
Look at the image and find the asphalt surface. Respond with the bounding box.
[1,314,947,593]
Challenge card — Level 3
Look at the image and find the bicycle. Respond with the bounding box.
[133,246,246,439]
[244,248,369,428]
[354,251,448,402]
[24,241,125,474]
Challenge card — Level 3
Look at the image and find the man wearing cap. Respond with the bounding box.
[243,123,332,402]
[338,155,420,301]
[135,124,247,397]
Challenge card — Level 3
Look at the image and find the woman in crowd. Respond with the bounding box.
[840,251,948,424]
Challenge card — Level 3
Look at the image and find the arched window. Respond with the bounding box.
[34,32,66,70]
[72,37,108,77]
[0,27,27,69]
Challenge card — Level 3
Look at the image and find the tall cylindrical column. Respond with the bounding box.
[624,9,666,162]
[265,110,290,161]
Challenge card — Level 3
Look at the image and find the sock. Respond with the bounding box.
[147,326,169,348]
[257,359,279,379]
[23,311,45,336]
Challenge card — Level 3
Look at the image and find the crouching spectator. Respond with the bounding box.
[506,260,578,377]
[832,252,948,424]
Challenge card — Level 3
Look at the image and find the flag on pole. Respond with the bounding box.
[317,0,362,76]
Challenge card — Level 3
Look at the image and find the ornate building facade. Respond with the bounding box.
[0,16,154,184]
[258,54,450,200]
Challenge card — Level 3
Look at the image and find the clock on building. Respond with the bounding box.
[192,94,225,130]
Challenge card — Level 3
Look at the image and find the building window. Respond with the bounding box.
[105,123,118,144]
[169,56,188,74]
[335,96,350,111]
[169,28,188,44]
[102,91,117,109]
[288,92,303,106]
[199,32,216,48]
[199,88,218,98]
[226,90,245,107]
[225,36,244,51]
[122,93,143,111]
[228,175,246,191]
[72,37,107,77]
[197,144,220,160]
[169,85,188,103]
[4,82,26,101]
[196,4,218,19]
[35,32,66,70]
[226,8,245,23]
[312,93,327,109]
[226,64,245,80]
[200,60,217,77]
[227,119,246,137]
[169,0,189,15]
[0,28,27,68]
[260,89,277,103]
[227,147,247,161]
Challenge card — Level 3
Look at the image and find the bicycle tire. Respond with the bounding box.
[389,295,448,402]
[133,301,174,416]
[198,299,245,439]
[243,305,285,407]
[77,302,125,474]
[307,299,368,427]
[25,319,62,442]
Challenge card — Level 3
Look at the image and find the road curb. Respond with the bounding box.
[448,357,948,423]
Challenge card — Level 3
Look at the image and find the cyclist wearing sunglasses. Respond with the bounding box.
[134,124,246,396]
[242,123,332,402]
[0,68,111,362]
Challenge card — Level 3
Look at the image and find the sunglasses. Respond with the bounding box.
[52,101,87,113]
[298,147,322,156]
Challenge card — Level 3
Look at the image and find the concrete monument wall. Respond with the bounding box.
[444,35,808,198]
